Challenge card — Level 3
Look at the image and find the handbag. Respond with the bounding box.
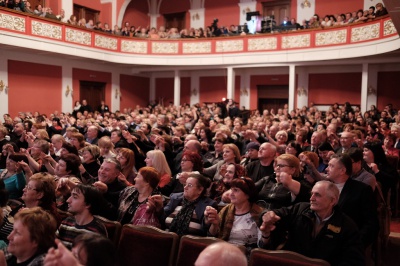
[131,203,161,228]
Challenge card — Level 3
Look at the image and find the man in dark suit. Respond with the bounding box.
[326,154,379,248]
[303,131,322,152]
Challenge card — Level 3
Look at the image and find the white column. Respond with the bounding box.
[61,0,73,20]
[111,70,120,112]
[188,8,205,29]
[174,70,181,106]
[61,64,73,114]
[288,65,296,111]
[366,64,378,111]
[149,74,156,103]
[296,67,309,110]
[190,73,200,106]
[239,70,250,110]
[149,14,160,28]
[227,67,235,100]
[0,53,9,116]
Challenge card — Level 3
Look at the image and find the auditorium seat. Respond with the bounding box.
[249,248,330,266]
[175,235,224,266]
[95,215,122,246]
[118,225,179,266]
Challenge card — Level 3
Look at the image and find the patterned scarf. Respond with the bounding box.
[170,197,200,236]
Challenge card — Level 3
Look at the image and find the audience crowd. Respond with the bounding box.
[0,94,398,265]
[0,1,388,39]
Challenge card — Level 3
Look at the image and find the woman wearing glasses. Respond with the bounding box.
[150,173,217,236]
[255,154,310,210]
[204,177,263,252]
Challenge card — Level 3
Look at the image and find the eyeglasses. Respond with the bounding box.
[184,183,196,188]
[25,184,38,191]
[274,164,292,169]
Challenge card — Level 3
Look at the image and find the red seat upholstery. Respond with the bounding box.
[118,225,179,266]
[175,235,224,266]
[95,215,122,246]
[249,248,330,266]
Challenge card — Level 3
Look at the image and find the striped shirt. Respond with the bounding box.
[56,216,107,249]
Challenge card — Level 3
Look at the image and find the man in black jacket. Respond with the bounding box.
[260,181,365,265]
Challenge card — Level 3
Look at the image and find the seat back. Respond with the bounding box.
[175,235,223,266]
[118,225,178,266]
[95,215,122,246]
[249,248,330,266]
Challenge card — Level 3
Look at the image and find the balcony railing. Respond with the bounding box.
[0,8,397,57]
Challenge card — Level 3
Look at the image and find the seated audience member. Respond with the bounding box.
[160,151,203,196]
[80,145,101,184]
[145,150,171,188]
[204,143,241,181]
[240,142,260,167]
[363,141,399,206]
[209,163,244,205]
[0,179,9,249]
[205,177,263,251]
[326,154,379,248]
[4,207,57,265]
[347,148,376,190]
[45,234,118,266]
[382,133,399,157]
[93,158,127,220]
[374,2,388,18]
[256,154,310,210]
[0,153,29,199]
[260,181,365,265]
[116,148,136,185]
[194,242,247,266]
[150,173,217,236]
[98,136,116,163]
[246,142,276,183]
[117,167,161,226]
[56,184,107,249]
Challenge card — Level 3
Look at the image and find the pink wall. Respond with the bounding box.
[120,75,150,110]
[308,73,361,105]
[73,0,111,25]
[122,0,149,28]
[315,0,364,16]
[377,72,400,111]
[8,60,62,117]
[155,78,174,106]
[199,76,240,104]
[205,0,240,28]
[72,68,112,110]
[249,75,290,110]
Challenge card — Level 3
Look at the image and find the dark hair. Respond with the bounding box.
[287,141,302,157]
[61,142,79,156]
[52,117,62,127]
[182,151,203,172]
[73,233,118,266]
[230,177,257,203]
[60,153,81,176]
[139,167,161,190]
[364,141,388,165]
[347,147,363,163]
[188,173,211,197]
[332,154,352,176]
[72,184,107,215]
[8,153,29,164]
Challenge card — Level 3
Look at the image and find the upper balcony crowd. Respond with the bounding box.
[0,1,389,40]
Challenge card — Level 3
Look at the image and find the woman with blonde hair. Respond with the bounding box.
[145,150,171,188]
[98,136,116,163]
[35,129,50,141]
[203,143,241,181]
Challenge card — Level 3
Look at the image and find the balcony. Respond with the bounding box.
[0,7,399,67]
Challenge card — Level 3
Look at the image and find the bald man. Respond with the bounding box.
[195,242,247,266]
